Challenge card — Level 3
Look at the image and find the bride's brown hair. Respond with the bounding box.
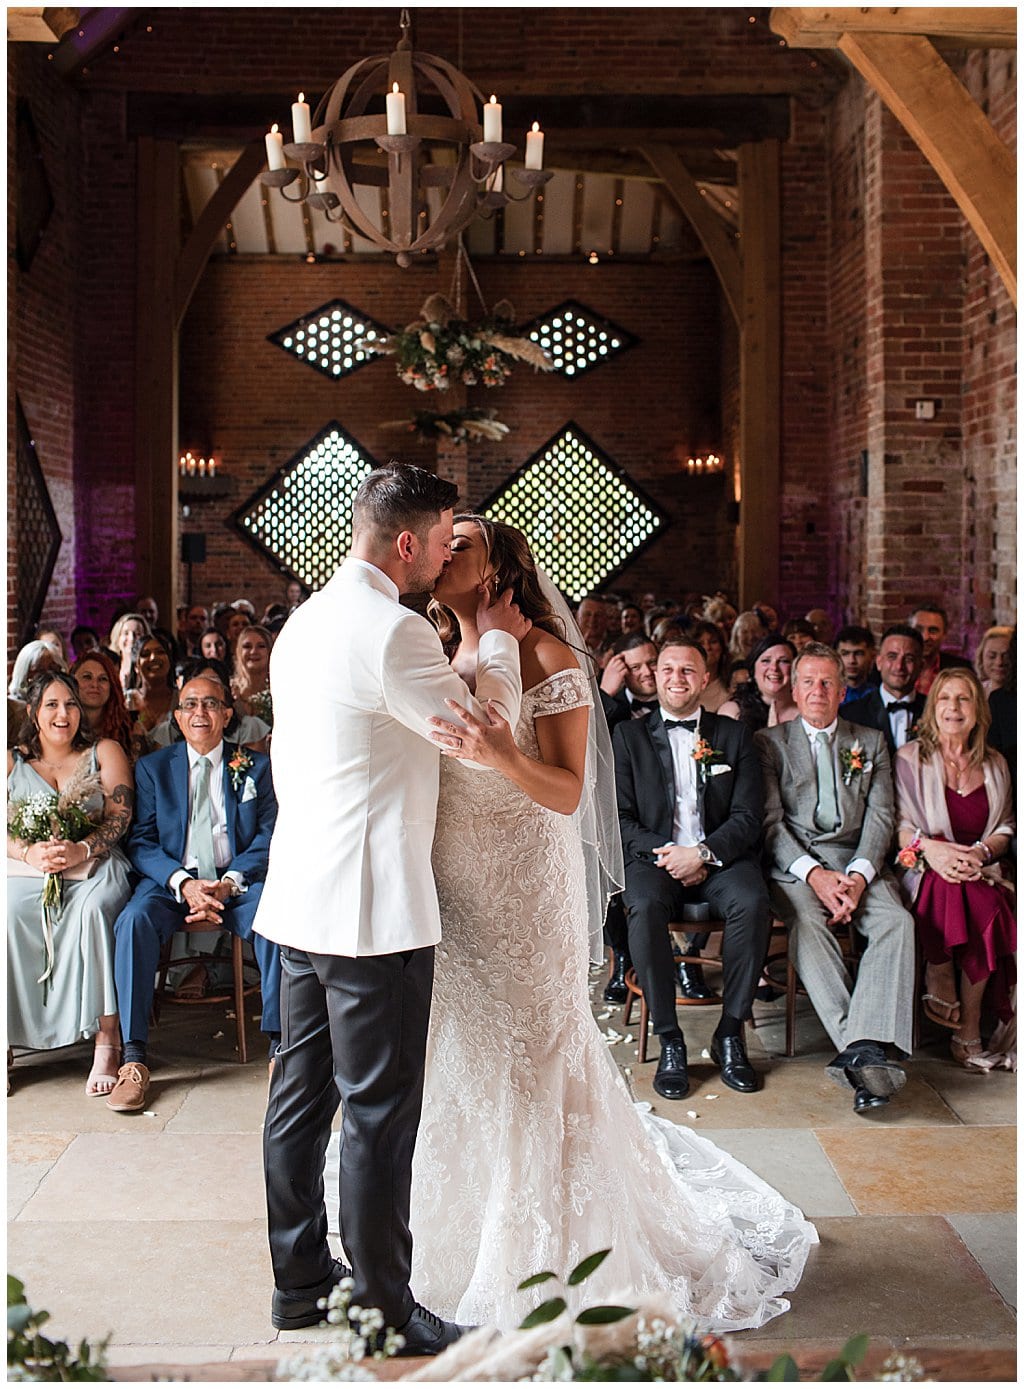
[428,514,567,648]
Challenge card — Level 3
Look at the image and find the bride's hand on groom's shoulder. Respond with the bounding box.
[476,584,532,643]
[429,698,517,771]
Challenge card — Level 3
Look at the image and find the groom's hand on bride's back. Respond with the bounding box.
[475,584,532,642]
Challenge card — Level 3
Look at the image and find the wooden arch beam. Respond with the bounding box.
[173,140,265,329]
[771,7,1017,50]
[839,31,1016,305]
[640,144,742,324]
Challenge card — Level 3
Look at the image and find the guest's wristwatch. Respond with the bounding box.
[697,843,716,865]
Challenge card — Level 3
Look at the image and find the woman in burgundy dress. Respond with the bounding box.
[894,668,1015,1069]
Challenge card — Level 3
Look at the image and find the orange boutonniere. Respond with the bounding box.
[838,742,866,786]
[227,747,254,792]
[692,736,724,784]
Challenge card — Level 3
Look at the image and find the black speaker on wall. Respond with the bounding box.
[181,534,207,564]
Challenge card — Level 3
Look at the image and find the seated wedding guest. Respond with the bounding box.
[126,632,178,734]
[232,598,257,621]
[70,625,101,661]
[180,604,209,659]
[844,625,925,753]
[702,595,737,641]
[619,602,645,637]
[106,675,280,1112]
[211,602,234,641]
[753,601,779,634]
[7,671,133,1096]
[200,626,229,663]
[650,613,689,648]
[975,624,1013,696]
[8,640,66,746]
[109,611,152,695]
[894,668,1015,1069]
[260,602,288,629]
[756,643,916,1116]
[690,620,730,712]
[71,649,144,761]
[719,635,799,730]
[987,631,1015,785]
[36,627,69,664]
[725,658,750,698]
[910,602,971,695]
[782,617,816,654]
[805,609,834,646]
[148,659,270,753]
[576,592,613,664]
[226,606,252,651]
[835,625,877,703]
[285,578,308,611]
[728,611,766,666]
[615,639,770,1098]
[136,596,160,631]
[599,632,660,731]
[231,625,274,725]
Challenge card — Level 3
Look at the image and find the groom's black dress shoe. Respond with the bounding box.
[271,1258,353,1330]
[675,959,715,1001]
[394,1303,474,1357]
[710,1033,759,1092]
[653,1037,690,1100]
[853,1085,889,1116]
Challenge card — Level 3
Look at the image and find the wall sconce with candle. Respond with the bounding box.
[178,451,232,503]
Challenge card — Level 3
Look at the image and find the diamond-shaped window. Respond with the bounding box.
[517,301,637,379]
[232,422,378,589]
[268,300,390,381]
[479,423,667,602]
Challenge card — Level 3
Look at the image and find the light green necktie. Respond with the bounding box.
[813,730,839,832]
[190,755,217,880]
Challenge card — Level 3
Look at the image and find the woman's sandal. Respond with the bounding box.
[85,1043,122,1097]
[921,993,961,1030]
[950,1036,985,1068]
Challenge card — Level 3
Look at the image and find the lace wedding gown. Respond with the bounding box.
[405,668,817,1332]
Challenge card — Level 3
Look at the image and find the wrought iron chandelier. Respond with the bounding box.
[261,9,552,267]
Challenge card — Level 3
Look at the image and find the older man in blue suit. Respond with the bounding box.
[106,674,279,1112]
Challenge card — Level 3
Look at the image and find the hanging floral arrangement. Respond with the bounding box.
[368,293,553,392]
[381,407,511,445]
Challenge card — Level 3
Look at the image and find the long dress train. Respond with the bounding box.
[328,669,817,1333]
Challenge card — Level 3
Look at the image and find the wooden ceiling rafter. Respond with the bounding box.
[770,7,1017,306]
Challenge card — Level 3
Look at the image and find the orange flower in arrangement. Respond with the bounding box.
[700,1333,731,1371]
[692,736,724,784]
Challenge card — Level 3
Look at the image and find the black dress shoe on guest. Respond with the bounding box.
[676,959,715,1001]
[603,950,630,1005]
[853,1085,889,1115]
[271,1258,353,1330]
[826,1043,906,1099]
[394,1303,474,1357]
[653,1037,690,1100]
[710,1033,759,1092]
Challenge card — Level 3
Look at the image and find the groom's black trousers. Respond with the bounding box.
[263,943,434,1326]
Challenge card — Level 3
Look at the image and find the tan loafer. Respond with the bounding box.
[106,1062,150,1113]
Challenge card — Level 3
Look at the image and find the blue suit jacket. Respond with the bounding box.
[127,741,277,891]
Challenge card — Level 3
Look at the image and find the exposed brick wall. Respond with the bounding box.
[177,254,731,611]
[9,47,82,666]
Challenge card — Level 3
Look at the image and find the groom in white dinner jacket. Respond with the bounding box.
[257,463,527,1355]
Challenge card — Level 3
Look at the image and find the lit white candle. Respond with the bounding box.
[525,121,544,170]
[265,123,285,170]
[208,458,217,478]
[386,82,407,135]
[291,92,312,144]
[489,165,503,194]
[483,94,502,143]
[198,457,207,477]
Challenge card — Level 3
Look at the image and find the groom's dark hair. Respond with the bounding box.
[352,462,460,542]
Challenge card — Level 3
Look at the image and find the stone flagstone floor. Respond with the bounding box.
[6,951,1016,1381]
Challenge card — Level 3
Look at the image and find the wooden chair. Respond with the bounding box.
[153,925,262,1063]
[623,902,725,1063]
[760,919,863,1057]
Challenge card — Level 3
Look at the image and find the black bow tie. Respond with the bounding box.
[664,718,698,732]
[631,700,658,716]
[887,701,916,715]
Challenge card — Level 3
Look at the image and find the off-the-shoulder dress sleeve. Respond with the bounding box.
[528,666,593,716]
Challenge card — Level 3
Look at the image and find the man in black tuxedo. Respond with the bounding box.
[599,632,660,730]
[614,640,769,1099]
[910,602,971,694]
[844,625,926,753]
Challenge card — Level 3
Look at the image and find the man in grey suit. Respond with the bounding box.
[755,643,915,1116]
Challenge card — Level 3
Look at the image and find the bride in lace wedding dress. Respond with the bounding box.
[400,516,817,1334]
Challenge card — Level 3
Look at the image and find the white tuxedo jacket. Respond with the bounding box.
[254,559,522,956]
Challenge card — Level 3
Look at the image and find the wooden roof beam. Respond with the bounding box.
[840,30,1016,306]
[771,7,1016,51]
[642,144,742,324]
[7,7,78,42]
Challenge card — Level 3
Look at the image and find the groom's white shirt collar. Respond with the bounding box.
[345,556,399,602]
